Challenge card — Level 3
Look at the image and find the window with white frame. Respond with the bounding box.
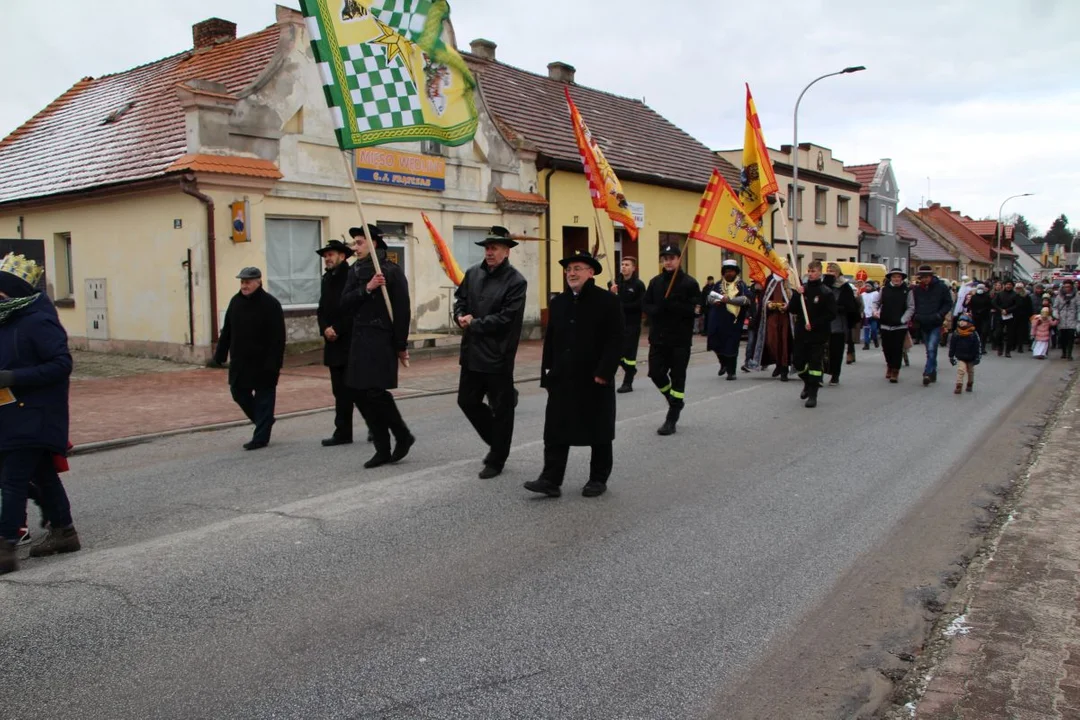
[814,188,828,223]
[879,205,888,234]
[786,185,804,220]
[837,197,850,227]
[900,257,908,273]
[453,227,489,271]
[266,218,322,306]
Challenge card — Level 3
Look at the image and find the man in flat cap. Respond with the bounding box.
[316,239,364,447]
[525,251,623,498]
[453,226,528,479]
[642,242,701,435]
[213,267,286,450]
[340,225,414,468]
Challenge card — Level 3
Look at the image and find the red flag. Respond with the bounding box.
[420,212,465,286]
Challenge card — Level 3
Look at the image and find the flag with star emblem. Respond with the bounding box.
[740,84,779,223]
[299,0,478,149]
[565,88,638,241]
[690,170,787,286]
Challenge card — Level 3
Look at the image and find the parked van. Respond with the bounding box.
[830,262,887,285]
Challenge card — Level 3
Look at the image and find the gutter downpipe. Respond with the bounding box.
[180,176,220,344]
[543,166,554,315]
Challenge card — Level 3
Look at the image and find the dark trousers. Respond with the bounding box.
[355,388,409,455]
[1060,329,1076,358]
[619,323,642,383]
[998,319,1014,353]
[793,337,826,388]
[1012,318,1029,352]
[230,385,277,444]
[329,365,364,441]
[540,443,613,486]
[648,344,691,406]
[881,328,907,371]
[0,449,73,542]
[715,352,738,378]
[827,333,845,380]
[457,369,516,469]
[975,317,991,353]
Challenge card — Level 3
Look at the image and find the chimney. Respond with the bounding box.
[547,61,576,84]
[193,18,237,50]
[276,5,304,25]
[470,38,497,60]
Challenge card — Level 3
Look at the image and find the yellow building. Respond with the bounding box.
[464,41,742,306]
[0,8,547,361]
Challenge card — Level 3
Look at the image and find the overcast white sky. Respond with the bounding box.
[3,0,1077,234]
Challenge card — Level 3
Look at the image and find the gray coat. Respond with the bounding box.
[1053,292,1080,331]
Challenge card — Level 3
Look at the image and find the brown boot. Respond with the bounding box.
[966,382,973,393]
[28,526,81,558]
[954,383,962,394]
[0,538,16,575]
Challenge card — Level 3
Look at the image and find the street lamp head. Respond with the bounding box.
[1021,192,1035,197]
[842,66,866,74]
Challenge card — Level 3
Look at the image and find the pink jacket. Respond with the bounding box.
[1031,315,1057,342]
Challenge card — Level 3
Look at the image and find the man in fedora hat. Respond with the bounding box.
[341,225,414,468]
[874,268,914,382]
[453,226,528,479]
[705,258,750,381]
[0,253,81,574]
[316,238,365,447]
[525,251,623,498]
[642,242,701,435]
[912,264,953,385]
[212,267,286,450]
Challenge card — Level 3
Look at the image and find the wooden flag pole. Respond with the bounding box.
[771,195,810,320]
[664,236,688,298]
[592,208,616,281]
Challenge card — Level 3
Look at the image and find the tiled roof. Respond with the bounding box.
[494,187,549,214]
[0,25,283,204]
[167,154,282,178]
[915,210,992,262]
[464,53,741,192]
[897,214,957,262]
[495,187,548,206]
[844,163,878,195]
[962,219,1014,240]
[859,218,880,235]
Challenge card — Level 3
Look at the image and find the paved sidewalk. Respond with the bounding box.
[908,372,1080,719]
[68,336,712,448]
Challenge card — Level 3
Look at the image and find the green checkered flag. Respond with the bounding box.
[301,0,478,149]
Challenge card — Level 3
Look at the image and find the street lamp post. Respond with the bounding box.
[996,193,1034,277]
[791,66,865,271]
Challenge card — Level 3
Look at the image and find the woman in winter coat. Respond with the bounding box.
[1053,279,1080,359]
[874,268,915,383]
[965,284,993,354]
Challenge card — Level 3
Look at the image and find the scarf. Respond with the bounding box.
[721,279,740,318]
[0,293,39,325]
[955,324,975,338]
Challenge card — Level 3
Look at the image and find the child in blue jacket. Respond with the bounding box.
[948,313,982,394]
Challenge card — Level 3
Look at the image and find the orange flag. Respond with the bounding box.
[690,170,787,286]
[565,87,639,240]
[740,84,780,223]
[420,212,465,286]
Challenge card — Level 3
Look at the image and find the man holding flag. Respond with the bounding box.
[643,243,701,436]
[453,227,527,480]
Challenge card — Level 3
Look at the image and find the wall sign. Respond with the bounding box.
[355,148,446,192]
[615,201,645,230]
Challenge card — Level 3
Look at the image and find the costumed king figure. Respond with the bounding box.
[705,259,750,381]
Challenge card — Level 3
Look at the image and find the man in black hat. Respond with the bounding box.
[642,242,701,435]
[610,256,647,393]
[316,239,364,447]
[524,251,623,498]
[213,267,286,450]
[340,225,414,468]
[453,226,528,479]
[912,264,954,384]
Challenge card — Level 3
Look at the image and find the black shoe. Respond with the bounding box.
[524,478,561,497]
[28,526,81,557]
[740,364,750,373]
[922,374,931,386]
[930,371,937,383]
[800,389,809,399]
[363,452,392,469]
[863,344,870,351]
[717,368,725,376]
[390,433,415,463]
[366,431,375,443]
[829,377,839,385]
[478,464,502,479]
[780,373,789,382]
[726,374,737,381]
[874,339,880,348]
[582,481,607,497]
[771,367,781,378]
[657,419,676,436]
[1005,352,1011,358]
[805,396,817,408]
[616,382,633,394]
[243,440,268,451]
[513,388,520,408]
[0,539,16,575]
[321,436,353,447]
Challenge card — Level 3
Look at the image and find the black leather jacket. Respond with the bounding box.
[453,259,528,374]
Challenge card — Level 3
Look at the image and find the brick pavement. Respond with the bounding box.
[912,374,1080,719]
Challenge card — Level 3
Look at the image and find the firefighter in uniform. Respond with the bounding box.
[787,260,836,408]
[611,256,646,393]
[642,242,701,435]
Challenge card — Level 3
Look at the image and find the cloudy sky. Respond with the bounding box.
[4,0,1077,235]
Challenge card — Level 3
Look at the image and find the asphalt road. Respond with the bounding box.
[0,346,1058,719]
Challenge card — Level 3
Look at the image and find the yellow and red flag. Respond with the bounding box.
[740,84,779,224]
[420,211,465,286]
[565,88,638,240]
[690,170,787,286]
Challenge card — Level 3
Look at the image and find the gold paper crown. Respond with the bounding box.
[0,253,45,288]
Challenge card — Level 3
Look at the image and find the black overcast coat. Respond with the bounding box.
[213,286,286,389]
[643,269,701,347]
[540,279,624,446]
[317,261,352,368]
[453,259,527,374]
[340,251,411,391]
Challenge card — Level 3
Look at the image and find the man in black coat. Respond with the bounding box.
[213,267,286,450]
[823,262,859,385]
[912,264,955,384]
[643,242,701,436]
[340,225,413,469]
[992,279,1018,357]
[787,260,836,408]
[453,226,528,479]
[525,251,623,498]
[610,256,646,393]
[316,239,363,447]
